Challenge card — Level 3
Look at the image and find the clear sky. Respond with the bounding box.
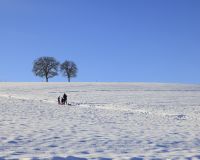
[0,0,200,83]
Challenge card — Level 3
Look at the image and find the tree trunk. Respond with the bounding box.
[68,77,70,82]
[46,76,48,82]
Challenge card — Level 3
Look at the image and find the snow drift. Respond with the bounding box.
[0,82,200,159]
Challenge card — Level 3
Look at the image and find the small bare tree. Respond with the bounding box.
[32,57,59,82]
[60,60,78,82]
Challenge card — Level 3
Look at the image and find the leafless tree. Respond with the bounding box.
[60,60,78,82]
[32,57,59,82]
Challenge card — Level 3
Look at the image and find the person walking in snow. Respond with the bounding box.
[63,93,67,105]
[58,96,61,105]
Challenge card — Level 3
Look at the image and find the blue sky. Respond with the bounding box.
[0,0,200,83]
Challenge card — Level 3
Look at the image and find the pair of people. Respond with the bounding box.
[58,93,67,105]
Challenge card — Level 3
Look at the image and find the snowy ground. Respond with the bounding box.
[0,82,200,160]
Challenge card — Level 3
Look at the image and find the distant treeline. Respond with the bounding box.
[32,56,78,82]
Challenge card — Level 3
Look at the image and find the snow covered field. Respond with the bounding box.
[0,82,200,160]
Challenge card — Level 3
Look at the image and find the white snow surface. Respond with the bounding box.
[0,82,200,160]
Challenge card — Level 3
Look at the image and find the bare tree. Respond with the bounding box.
[60,60,78,82]
[32,57,59,82]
